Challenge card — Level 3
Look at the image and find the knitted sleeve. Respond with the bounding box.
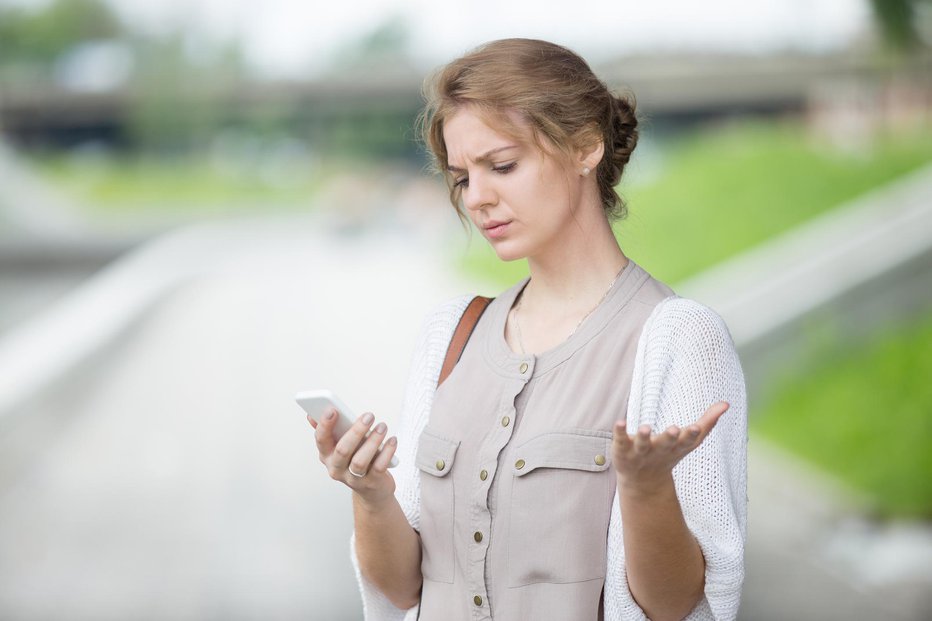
[604,296,748,621]
[349,295,473,621]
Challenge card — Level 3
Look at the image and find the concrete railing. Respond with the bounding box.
[0,223,266,417]
[677,162,932,397]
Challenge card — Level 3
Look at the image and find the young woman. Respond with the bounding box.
[310,38,747,621]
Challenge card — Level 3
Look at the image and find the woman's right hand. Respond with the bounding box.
[309,409,399,507]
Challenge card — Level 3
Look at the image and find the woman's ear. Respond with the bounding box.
[576,130,604,176]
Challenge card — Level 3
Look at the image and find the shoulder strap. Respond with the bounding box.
[438,296,493,387]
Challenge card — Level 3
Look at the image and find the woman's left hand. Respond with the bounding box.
[612,401,729,494]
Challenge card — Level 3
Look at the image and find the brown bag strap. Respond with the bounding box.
[438,296,493,387]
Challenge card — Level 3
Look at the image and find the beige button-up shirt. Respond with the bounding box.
[416,260,674,620]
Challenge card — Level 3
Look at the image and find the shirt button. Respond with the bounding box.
[479,469,488,481]
[515,459,526,470]
[474,531,483,543]
[436,459,445,471]
[519,362,529,373]
[594,454,606,466]
[501,416,510,427]
[474,595,483,606]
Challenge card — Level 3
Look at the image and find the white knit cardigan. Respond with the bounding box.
[351,294,748,620]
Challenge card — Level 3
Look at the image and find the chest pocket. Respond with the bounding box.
[507,429,615,587]
[415,426,460,584]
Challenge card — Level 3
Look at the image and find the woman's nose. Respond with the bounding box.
[463,174,496,212]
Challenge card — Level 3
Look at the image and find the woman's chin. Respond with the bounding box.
[489,242,526,263]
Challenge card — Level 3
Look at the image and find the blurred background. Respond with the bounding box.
[0,0,930,619]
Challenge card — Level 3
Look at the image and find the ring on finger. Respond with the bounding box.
[348,466,367,478]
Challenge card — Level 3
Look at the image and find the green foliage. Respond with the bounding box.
[460,120,932,287]
[868,0,926,52]
[752,312,932,518]
[0,0,121,64]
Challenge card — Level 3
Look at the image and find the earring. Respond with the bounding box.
[582,167,590,176]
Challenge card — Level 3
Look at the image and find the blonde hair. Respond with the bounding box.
[418,38,638,221]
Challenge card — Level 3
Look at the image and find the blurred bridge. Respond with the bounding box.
[4,51,929,151]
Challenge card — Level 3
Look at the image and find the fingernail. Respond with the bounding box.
[374,422,387,434]
[324,410,335,420]
[387,436,397,446]
[361,412,374,425]
[690,428,700,436]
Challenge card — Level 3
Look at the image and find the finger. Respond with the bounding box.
[314,408,339,456]
[331,412,375,469]
[693,401,730,439]
[633,424,652,454]
[678,401,729,452]
[655,425,680,450]
[674,424,702,453]
[370,436,399,474]
[307,414,318,430]
[347,421,389,476]
[612,420,631,444]
[612,420,634,456]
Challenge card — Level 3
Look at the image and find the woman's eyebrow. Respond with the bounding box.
[447,145,518,172]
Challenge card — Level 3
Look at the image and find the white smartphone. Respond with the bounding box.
[295,389,399,468]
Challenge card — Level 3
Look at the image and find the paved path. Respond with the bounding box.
[0,217,475,619]
[743,439,932,620]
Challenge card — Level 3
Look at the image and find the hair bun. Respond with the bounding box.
[610,94,638,170]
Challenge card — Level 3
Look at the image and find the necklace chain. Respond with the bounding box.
[511,262,628,356]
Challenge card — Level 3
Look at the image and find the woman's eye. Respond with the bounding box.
[452,162,513,189]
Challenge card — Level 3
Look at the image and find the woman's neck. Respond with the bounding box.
[521,216,628,316]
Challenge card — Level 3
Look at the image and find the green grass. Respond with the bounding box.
[751,312,932,519]
[30,151,329,214]
[461,119,932,287]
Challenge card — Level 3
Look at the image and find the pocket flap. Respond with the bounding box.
[513,429,613,477]
[415,427,460,478]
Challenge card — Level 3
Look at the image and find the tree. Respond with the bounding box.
[0,0,122,65]
[868,0,930,52]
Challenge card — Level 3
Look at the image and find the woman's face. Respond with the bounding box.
[443,107,583,263]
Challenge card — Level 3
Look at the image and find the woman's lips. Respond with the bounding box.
[484,221,511,239]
